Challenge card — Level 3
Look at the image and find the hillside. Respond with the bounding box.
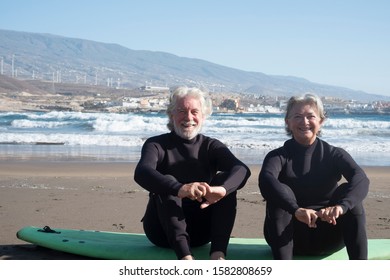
[0,74,151,112]
[1,29,389,102]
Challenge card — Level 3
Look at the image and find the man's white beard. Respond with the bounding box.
[173,121,202,140]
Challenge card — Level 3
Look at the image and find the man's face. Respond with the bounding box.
[172,95,205,140]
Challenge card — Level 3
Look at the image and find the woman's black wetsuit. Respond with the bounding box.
[259,138,369,259]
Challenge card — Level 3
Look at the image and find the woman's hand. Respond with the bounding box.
[316,206,344,225]
[294,208,318,228]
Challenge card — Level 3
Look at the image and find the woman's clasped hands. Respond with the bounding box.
[295,205,344,228]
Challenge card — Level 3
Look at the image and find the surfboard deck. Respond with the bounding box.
[16,226,390,260]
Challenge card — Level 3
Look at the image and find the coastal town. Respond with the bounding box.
[0,75,389,115]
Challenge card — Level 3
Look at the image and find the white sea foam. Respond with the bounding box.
[11,119,70,129]
[1,111,389,165]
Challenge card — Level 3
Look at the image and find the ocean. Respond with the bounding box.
[0,111,389,166]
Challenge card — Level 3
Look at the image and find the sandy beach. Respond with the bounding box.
[0,161,389,260]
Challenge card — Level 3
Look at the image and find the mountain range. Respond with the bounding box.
[0,29,388,102]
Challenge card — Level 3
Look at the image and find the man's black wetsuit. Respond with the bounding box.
[134,132,251,259]
[259,138,369,259]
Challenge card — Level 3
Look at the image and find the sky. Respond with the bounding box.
[1,0,389,96]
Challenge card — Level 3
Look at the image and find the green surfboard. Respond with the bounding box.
[16,226,390,260]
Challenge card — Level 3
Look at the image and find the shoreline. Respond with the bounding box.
[1,144,390,167]
[1,161,389,259]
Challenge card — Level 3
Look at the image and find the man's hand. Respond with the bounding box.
[200,186,226,209]
[178,182,208,202]
[177,182,227,208]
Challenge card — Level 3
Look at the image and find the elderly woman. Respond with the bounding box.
[134,86,251,260]
[258,93,369,259]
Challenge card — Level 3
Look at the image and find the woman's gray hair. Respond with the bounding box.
[166,86,213,131]
[285,93,326,136]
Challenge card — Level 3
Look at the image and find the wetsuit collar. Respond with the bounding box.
[291,137,318,152]
[171,131,200,144]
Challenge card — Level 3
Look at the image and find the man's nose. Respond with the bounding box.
[184,111,192,120]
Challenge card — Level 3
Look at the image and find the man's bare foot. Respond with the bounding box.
[210,251,225,260]
[181,255,195,260]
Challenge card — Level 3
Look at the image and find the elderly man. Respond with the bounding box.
[134,86,251,260]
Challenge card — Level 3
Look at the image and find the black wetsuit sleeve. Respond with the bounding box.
[134,138,183,196]
[332,147,369,212]
[209,139,251,195]
[258,149,300,214]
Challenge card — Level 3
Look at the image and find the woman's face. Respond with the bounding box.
[285,102,324,146]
